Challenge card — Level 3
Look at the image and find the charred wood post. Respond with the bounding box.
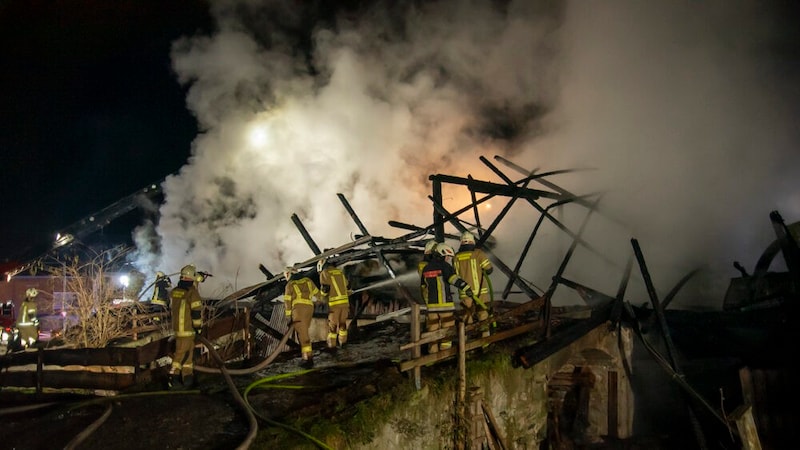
[541,196,601,337]
[456,319,467,450]
[411,303,421,390]
[631,239,710,449]
[290,213,321,255]
[623,302,736,441]
[467,175,483,239]
[337,194,414,306]
[610,255,634,324]
[258,264,274,280]
[432,178,445,242]
[769,210,800,284]
[337,193,369,237]
[502,196,581,300]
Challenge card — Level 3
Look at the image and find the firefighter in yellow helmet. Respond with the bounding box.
[150,271,172,320]
[420,243,473,353]
[317,257,350,350]
[284,266,320,368]
[455,231,494,338]
[17,288,40,348]
[169,264,204,388]
[417,240,438,302]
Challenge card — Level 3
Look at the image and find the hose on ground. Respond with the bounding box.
[242,368,334,450]
[198,335,258,450]
[63,403,113,450]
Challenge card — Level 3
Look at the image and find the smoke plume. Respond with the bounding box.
[132,0,799,308]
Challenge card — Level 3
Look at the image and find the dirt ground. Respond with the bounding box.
[1,321,409,450]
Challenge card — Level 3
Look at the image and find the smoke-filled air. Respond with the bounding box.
[131,0,799,309]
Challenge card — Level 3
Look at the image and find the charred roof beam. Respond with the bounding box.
[478,156,614,267]
[428,173,562,202]
[290,213,322,256]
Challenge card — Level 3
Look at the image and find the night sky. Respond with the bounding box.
[0,1,212,260]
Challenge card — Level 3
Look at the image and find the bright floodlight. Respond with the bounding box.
[248,126,269,147]
[119,275,130,287]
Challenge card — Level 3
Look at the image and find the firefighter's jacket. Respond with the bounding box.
[284,274,320,317]
[417,254,434,301]
[170,279,203,338]
[319,265,349,308]
[421,256,469,312]
[18,299,38,326]
[151,276,172,308]
[454,244,494,304]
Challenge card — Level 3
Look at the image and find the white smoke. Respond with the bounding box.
[132,0,799,308]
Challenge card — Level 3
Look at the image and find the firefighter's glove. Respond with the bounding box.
[463,287,474,299]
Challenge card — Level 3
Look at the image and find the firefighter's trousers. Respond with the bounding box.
[292,303,314,360]
[327,304,349,348]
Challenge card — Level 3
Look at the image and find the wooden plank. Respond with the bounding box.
[481,399,509,450]
[2,369,142,391]
[411,304,421,390]
[135,337,172,364]
[399,321,541,372]
[205,314,247,341]
[731,404,763,450]
[608,370,618,439]
[9,347,142,367]
[399,298,545,351]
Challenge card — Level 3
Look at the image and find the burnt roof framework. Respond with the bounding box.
[220,154,615,314]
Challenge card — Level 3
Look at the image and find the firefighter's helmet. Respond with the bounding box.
[460,231,475,245]
[156,271,166,279]
[25,288,38,298]
[317,257,327,273]
[424,240,438,255]
[437,243,455,258]
[180,264,197,279]
[283,266,296,281]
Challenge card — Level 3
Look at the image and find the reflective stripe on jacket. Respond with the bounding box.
[320,266,349,307]
[422,258,464,312]
[454,248,493,300]
[170,282,203,338]
[284,276,319,313]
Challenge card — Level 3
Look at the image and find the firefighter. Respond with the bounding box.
[284,266,320,368]
[318,257,350,350]
[421,243,473,353]
[169,264,204,388]
[17,288,39,349]
[455,231,494,338]
[417,240,439,302]
[150,271,172,320]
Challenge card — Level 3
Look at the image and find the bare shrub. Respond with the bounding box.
[47,247,146,348]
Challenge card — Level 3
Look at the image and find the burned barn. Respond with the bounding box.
[1,156,797,449]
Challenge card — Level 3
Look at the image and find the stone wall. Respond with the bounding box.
[348,321,633,449]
